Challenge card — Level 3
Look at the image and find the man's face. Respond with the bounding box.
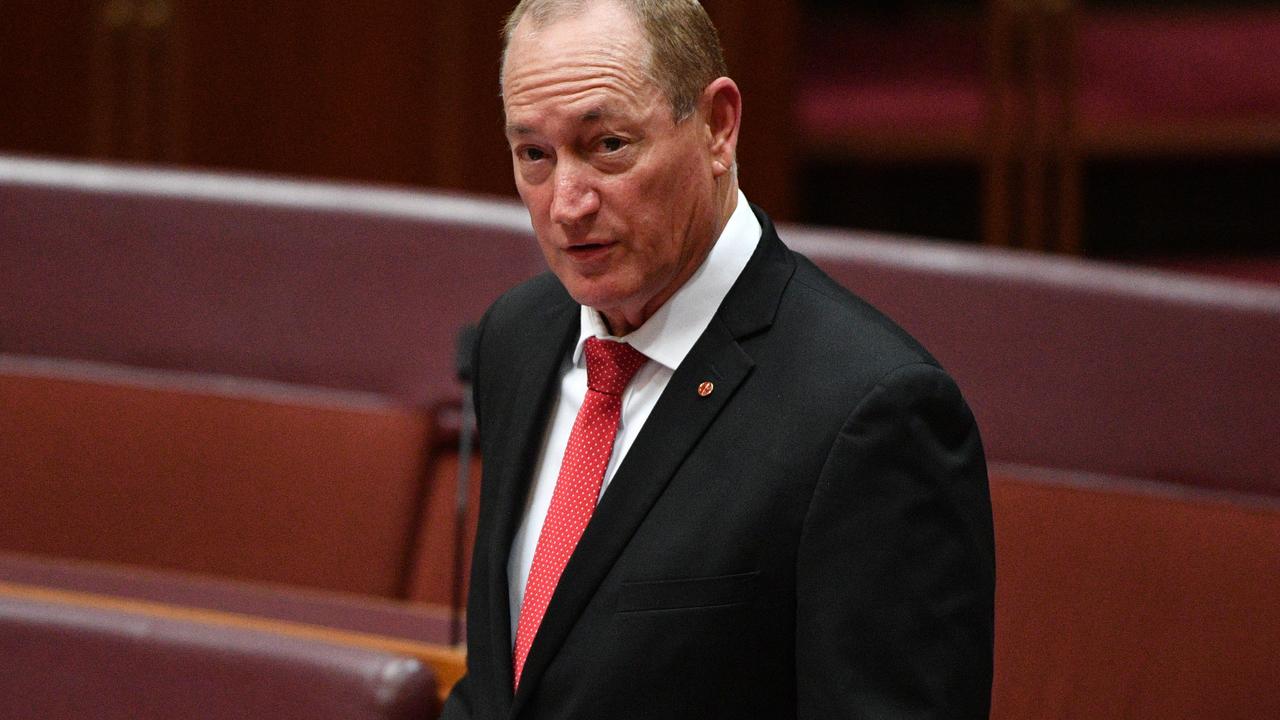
[502,2,721,334]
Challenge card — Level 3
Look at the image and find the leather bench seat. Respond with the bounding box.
[2,157,513,605]
[0,355,432,597]
[797,8,1280,155]
[989,466,1280,719]
[0,584,440,720]
[404,401,481,609]
[797,14,985,157]
[787,225,1280,496]
[1144,254,1280,286]
[4,155,1277,718]
[0,552,467,702]
[8,156,1277,497]
[8,461,1277,719]
[1078,8,1280,152]
[0,550,455,646]
[0,156,546,406]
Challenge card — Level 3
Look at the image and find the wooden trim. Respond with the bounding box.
[89,0,131,157]
[0,580,467,704]
[1080,120,1280,158]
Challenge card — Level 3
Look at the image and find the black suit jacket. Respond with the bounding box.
[442,207,995,719]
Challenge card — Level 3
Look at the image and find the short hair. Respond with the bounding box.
[501,0,728,121]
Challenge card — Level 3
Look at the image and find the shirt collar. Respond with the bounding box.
[573,190,762,370]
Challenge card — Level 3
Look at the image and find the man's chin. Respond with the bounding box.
[558,277,634,316]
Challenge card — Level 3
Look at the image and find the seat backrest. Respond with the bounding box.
[0,555,468,702]
[7,155,1277,496]
[404,401,481,613]
[0,550,454,645]
[789,225,1280,495]
[0,355,430,596]
[0,156,546,406]
[0,586,439,720]
[989,467,1280,719]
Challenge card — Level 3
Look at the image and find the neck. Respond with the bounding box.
[600,179,740,336]
[718,176,740,233]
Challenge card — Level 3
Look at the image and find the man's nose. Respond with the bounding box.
[549,160,600,226]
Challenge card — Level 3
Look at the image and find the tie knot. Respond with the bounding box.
[584,337,647,396]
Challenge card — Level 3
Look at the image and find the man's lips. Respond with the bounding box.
[564,240,617,261]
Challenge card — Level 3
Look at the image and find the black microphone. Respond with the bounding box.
[455,324,478,384]
[450,323,479,645]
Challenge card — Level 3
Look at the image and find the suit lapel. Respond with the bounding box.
[510,208,796,715]
[484,292,578,711]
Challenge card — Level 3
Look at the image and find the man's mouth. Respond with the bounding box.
[565,241,616,259]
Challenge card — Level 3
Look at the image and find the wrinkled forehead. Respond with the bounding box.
[502,6,664,124]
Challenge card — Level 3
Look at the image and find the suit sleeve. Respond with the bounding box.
[796,362,995,719]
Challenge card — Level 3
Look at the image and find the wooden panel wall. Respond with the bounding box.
[704,1,799,218]
[0,0,797,217]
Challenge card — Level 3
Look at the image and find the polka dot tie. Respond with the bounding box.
[512,337,648,689]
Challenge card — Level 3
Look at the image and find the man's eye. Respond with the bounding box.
[520,147,547,162]
[599,137,626,153]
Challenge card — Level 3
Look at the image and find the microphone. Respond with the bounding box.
[450,324,479,645]
[455,324,478,385]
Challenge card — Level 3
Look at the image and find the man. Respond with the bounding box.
[442,0,995,717]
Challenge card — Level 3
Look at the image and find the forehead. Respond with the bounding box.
[502,2,661,125]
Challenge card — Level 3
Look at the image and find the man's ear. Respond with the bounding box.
[702,77,742,178]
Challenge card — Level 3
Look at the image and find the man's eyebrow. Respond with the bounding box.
[581,106,619,124]
[505,123,535,137]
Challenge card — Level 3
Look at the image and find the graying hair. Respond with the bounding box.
[500,0,728,121]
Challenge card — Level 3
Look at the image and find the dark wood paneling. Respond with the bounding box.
[0,1,798,212]
[704,0,799,219]
[0,1,99,157]
[168,0,515,191]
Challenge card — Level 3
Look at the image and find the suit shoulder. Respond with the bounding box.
[473,271,574,386]
[743,246,977,452]
[778,251,941,374]
[480,271,572,334]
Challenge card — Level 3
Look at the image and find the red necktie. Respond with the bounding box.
[512,337,648,689]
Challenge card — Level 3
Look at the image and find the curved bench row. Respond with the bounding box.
[6,155,1276,496]
[0,580,446,720]
[6,459,1277,720]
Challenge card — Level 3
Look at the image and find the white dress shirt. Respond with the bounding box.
[507,191,763,639]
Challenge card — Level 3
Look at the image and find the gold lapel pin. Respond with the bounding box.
[697,381,715,397]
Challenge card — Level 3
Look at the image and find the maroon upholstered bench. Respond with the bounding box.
[4,154,1277,718]
[989,466,1280,720]
[787,224,1280,496]
[1077,7,1280,155]
[0,550,454,646]
[0,583,441,720]
[404,401,481,612]
[797,6,1280,159]
[0,552,466,701]
[795,4,1280,252]
[797,11,986,161]
[0,355,439,596]
[0,155,546,602]
[0,155,546,406]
